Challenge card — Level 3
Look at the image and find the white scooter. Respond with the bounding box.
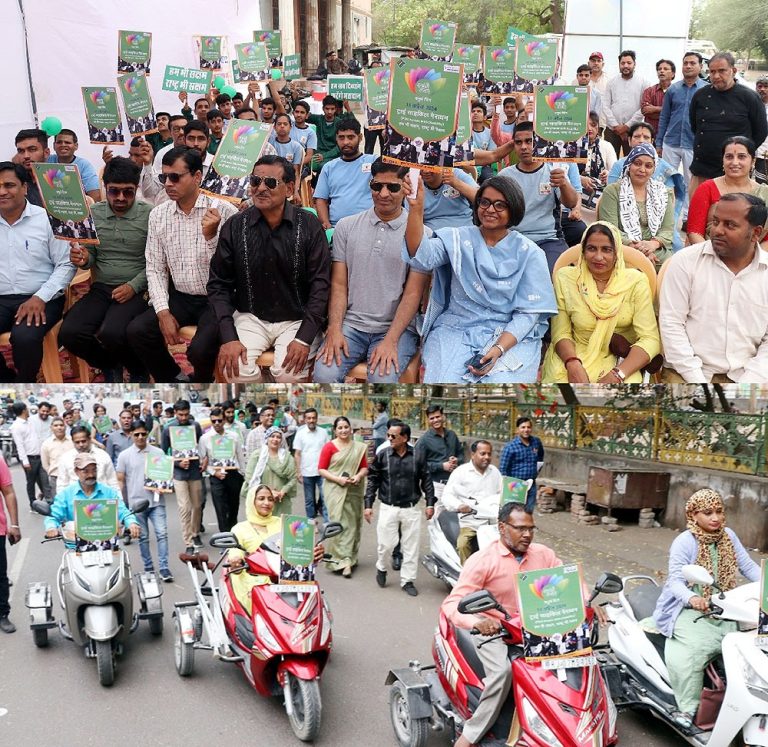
[598,564,768,746]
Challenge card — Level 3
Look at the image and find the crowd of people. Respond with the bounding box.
[2,43,766,385]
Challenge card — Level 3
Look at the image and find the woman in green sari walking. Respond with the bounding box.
[242,427,297,519]
[318,416,368,577]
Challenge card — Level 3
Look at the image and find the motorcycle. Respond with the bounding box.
[25,498,164,686]
[386,572,624,747]
[599,564,768,746]
[0,417,17,465]
[172,521,343,742]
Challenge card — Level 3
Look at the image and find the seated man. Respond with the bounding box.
[440,440,502,563]
[46,129,101,202]
[421,168,478,230]
[209,155,331,383]
[0,161,75,382]
[660,192,768,383]
[59,157,151,382]
[312,159,429,383]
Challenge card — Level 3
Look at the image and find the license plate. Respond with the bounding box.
[81,550,114,566]
[268,584,317,595]
[540,655,597,670]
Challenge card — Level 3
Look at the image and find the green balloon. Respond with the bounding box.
[213,75,226,89]
[302,207,317,216]
[220,85,237,97]
[271,69,282,80]
[41,116,62,137]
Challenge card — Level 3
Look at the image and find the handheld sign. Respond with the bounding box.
[235,42,270,82]
[74,498,119,553]
[533,85,589,162]
[328,75,364,103]
[364,68,389,130]
[254,30,283,63]
[209,434,238,470]
[453,91,474,166]
[162,66,212,96]
[118,30,152,75]
[92,415,113,435]
[484,46,517,97]
[199,35,225,71]
[169,426,199,460]
[757,559,768,648]
[515,37,559,81]
[501,478,532,505]
[419,19,457,60]
[283,54,302,80]
[81,87,124,145]
[280,514,316,584]
[118,71,158,137]
[452,44,482,85]
[32,163,99,244]
[144,453,175,493]
[517,563,594,668]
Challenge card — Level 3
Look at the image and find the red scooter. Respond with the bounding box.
[386,572,624,747]
[172,523,342,742]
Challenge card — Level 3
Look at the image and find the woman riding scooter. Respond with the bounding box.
[651,489,760,728]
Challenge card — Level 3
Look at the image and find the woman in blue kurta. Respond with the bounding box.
[404,175,556,383]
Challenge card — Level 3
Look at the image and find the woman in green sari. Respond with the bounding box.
[241,427,297,518]
[317,416,368,577]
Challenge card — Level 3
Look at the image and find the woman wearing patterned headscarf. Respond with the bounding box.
[597,143,675,268]
[241,427,297,519]
[651,489,760,727]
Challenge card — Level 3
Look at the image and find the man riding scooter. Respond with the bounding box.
[443,501,609,747]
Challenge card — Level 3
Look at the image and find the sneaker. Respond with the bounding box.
[184,545,197,555]
[0,616,16,633]
[192,535,203,548]
[341,564,353,578]
[402,582,418,597]
[144,568,155,575]
[671,711,693,729]
[159,569,174,583]
[391,553,403,571]
[376,569,387,588]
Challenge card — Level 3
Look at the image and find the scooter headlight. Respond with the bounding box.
[106,567,121,591]
[255,614,279,652]
[741,650,768,702]
[521,696,564,747]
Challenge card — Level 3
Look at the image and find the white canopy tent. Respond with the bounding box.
[2,0,265,165]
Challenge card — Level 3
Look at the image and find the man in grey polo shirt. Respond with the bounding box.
[116,419,172,581]
[313,158,430,383]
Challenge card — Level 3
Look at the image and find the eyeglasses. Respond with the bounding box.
[386,433,400,439]
[132,432,148,438]
[210,419,223,424]
[158,171,190,184]
[502,522,536,535]
[106,186,137,198]
[478,197,509,212]
[249,175,283,189]
[369,181,403,193]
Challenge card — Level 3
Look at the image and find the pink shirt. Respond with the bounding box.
[442,540,562,630]
[0,456,14,535]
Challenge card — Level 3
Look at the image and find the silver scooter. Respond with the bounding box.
[26,498,163,686]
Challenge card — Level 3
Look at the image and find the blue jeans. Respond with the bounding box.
[136,504,169,573]
[303,476,328,521]
[525,482,537,514]
[312,324,419,383]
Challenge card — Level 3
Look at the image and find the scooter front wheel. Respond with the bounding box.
[173,612,194,676]
[32,628,48,648]
[389,681,429,747]
[95,640,115,687]
[285,673,322,742]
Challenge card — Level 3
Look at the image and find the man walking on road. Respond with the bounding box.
[499,417,545,514]
[293,408,329,522]
[414,404,464,499]
[11,401,50,508]
[0,454,21,633]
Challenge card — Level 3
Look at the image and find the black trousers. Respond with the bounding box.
[603,128,629,159]
[561,217,588,248]
[126,288,218,382]
[0,295,65,381]
[210,471,244,531]
[0,536,8,618]
[25,454,51,506]
[58,282,149,375]
[364,128,384,155]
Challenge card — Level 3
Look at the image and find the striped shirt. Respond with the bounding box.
[146,192,237,313]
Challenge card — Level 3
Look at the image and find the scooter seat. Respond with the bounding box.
[438,511,461,550]
[455,626,486,680]
[625,583,663,622]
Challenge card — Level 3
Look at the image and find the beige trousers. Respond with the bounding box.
[174,479,202,547]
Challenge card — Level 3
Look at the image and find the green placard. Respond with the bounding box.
[81,86,124,145]
[162,65,212,95]
[517,564,588,660]
[201,121,272,203]
[387,58,461,142]
[328,75,364,102]
[118,30,152,74]
[118,71,157,136]
[74,499,119,542]
[284,54,302,80]
[93,415,113,435]
[200,35,224,68]
[506,26,536,47]
[32,162,99,244]
[452,44,481,75]
[501,477,530,504]
[145,453,174,492]
[534,85,589,143]
[254,30,282,59]
[419,19,457,59]
[454,91,474,165]
[235,42,269,77]
[210,434,237,469]
[484,46,517,85]
[280,514,315,581]
[364,68,389,130]
[169,425,198,459]
[758,559,768,642]
[515,38,559,81]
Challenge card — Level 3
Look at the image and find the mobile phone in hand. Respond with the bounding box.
[465,352,492,371]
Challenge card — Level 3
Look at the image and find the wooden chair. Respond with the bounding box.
[553,244,657,296]
[347,352,422,383]
[176,328,275,382]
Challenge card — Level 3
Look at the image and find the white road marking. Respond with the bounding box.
[8,537,30,605]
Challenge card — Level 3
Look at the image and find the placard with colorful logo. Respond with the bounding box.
[92,415,113,435]
[453,91,474,165]
[161,65,213,96]
[81,86,124,145]
[384,58,463,172]
[118,30,152,75]
[419,19,457,59]
[280,514,316,583]
[284,54,302,80]
[74,499,119,543]
[198,35,225,71]
[117,71,158,137]
[235,42,270,82]
[253,30,282,61]
[32,163,99,244]
[364,67,390,130]
[452,44,482,82]
[144,453,175,493]
[515,37,559,81]
[210,434,238,470]
[328,75,364,102]
[757,559,768,648]
[169,425,199,460]
[201,121,272,203]
[517,564,592,665]
[533,86,589,162]
[501,478,532,505]
[483,46,517,96]
[506,26,536,47]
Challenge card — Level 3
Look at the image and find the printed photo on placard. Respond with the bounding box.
[532,86,589,162]
[118,30,152,75]
[169,426,199,460]
[235,41,270,82]
[280,514,316,584]
[144,453,175,493]
[32,163,99,244]
[254,30,283,67]
[364,67,389,130]
[199,35,226,71]
[73,498,119,552]
[81,87,124,145]
[419,19,457,61]
[118,71,158,137]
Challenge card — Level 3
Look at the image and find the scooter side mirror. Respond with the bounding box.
[209,532,240,549]
[32,499,51,516]
[319,521,343,541]
[682,564,715,588]
[129,498,150,514]
[594,572,623,596]
[457,590,500,615]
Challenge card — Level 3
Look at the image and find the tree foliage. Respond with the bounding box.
[697,0,768,59]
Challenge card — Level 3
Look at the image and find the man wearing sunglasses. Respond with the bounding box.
[59,157,151,382]
[127,146,238,383]
[208,155,331,383]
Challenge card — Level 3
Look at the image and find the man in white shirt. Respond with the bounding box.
[29,401,53,445]
[57,424,119,492]
[10,401,50,507]
[245,404,275,461]
[660,193,768,383]
[293,408,330,521]
[603,50,648,158]
[40,417,74,498]
[440,440,502,563]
